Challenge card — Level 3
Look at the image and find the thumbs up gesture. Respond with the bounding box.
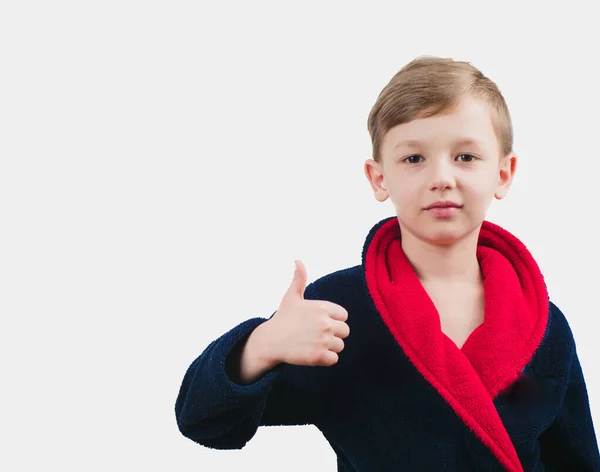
[233,261,350,385]
[264,260,350,367]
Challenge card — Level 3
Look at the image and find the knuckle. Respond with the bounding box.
[317,301,330,314]
[319,332,330,346]
[317,316,332,332]
[310,348,325,365]
[308,350,320,365]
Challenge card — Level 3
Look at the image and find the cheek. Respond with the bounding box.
[463,181,496,215]
[392,184,418,209]
[465,176,495,199]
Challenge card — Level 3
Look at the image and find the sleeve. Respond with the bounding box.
[539,345,600,470]
[174,282,330,450]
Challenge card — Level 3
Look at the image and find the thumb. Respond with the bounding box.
[284,260,308,301]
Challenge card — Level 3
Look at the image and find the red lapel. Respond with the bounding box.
[363,217,549,472]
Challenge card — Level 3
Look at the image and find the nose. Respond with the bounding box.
[428,158,456,192]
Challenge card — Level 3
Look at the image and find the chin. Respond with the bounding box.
[422,229,465,246]
[425,220,483,246]
[397,213,482,245]
[405,218,474,247]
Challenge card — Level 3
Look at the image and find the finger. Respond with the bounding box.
[327,303,348,322]
[318,350,339,366]
[307,300,348,321]
[328,335,345,353]
[283,260,307,302]
[332,320,350,339]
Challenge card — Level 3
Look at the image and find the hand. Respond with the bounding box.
[262,260,350,367]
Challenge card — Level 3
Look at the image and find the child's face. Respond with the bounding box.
[365,95,516,245]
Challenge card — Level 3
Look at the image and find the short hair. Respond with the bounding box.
[367,56,513,163]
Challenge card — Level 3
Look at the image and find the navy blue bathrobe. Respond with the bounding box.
[175,216,600,471]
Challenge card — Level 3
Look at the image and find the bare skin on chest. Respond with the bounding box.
[422,281,486,349]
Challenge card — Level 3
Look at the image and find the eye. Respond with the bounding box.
[402,155,423,164]
[456,153,477,162]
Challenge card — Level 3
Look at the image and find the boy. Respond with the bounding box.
[175,56,600,471]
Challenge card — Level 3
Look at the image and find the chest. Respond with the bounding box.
[423,283,485,349]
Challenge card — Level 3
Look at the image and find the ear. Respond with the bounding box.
[494,152,517,200]
[364,158,389,202]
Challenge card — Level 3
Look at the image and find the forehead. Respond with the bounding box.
[382,96,498,154]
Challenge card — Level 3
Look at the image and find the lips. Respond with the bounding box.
[424,201,462,218]
[428,206,461,218]
[425,201,462,210]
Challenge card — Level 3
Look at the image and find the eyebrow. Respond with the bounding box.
[393,138,484,150]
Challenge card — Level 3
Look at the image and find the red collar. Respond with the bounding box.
[362,217,549,472]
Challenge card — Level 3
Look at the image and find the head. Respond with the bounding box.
[364,56,517,246]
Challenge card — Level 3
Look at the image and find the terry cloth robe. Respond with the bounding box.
[175,216,600,471]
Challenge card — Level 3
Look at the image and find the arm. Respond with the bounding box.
[539,347,600,470]
[174,282,329,450]
[226,320,281,386]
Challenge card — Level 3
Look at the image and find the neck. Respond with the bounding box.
[400,224,483,286]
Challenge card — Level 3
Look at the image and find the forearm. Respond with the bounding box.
[227,321,281,385]
[175,318,284,449]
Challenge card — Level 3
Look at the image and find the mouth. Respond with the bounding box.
[424,201,462,210]
[425,204,462,218]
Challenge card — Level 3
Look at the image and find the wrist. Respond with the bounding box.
[246,321,281,371]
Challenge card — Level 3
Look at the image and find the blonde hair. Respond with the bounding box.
[367,56,513,163]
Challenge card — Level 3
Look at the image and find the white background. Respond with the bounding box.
[1,1,599,471]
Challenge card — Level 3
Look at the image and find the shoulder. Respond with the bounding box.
[306,265,367,303]
[529,300,576,376]
[547,301,576,351]
[303,265,378,321]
